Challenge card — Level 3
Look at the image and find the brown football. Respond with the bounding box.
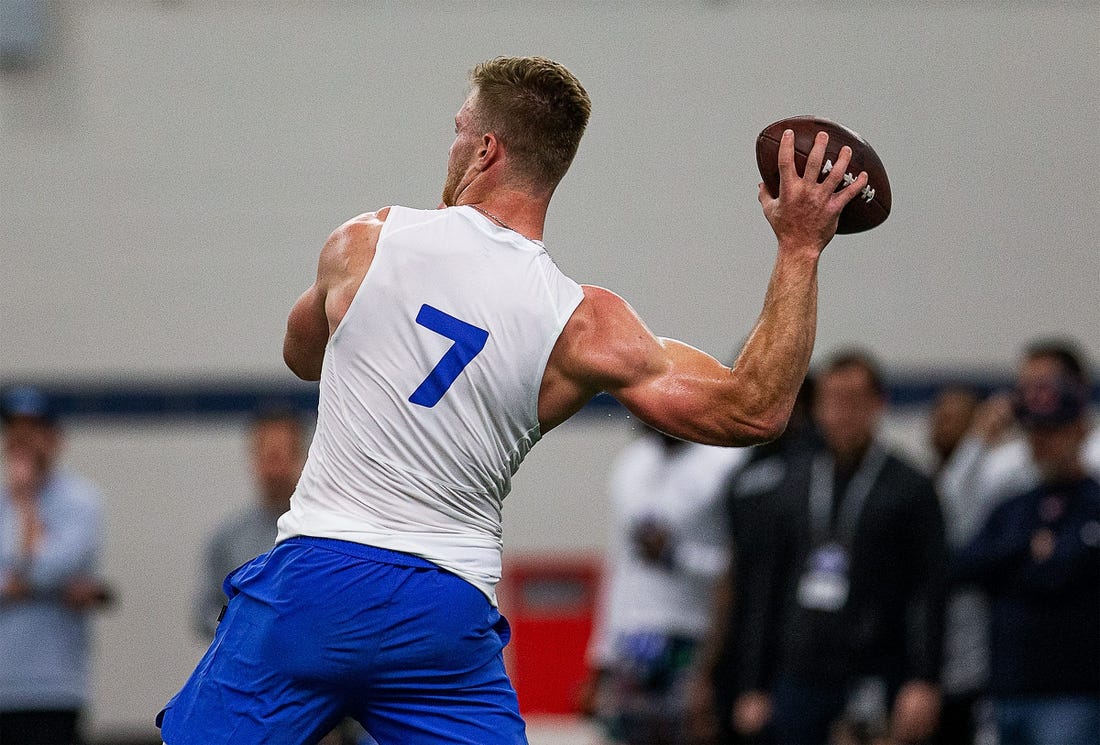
[756,115,891,234]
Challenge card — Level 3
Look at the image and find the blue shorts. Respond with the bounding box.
[157,537,527,745]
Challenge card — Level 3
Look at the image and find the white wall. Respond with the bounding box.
[2,2,1098,380]
[2,1,1098,737]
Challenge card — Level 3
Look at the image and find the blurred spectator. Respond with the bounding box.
[928,386,980,468]
[724,350,948,745]
[939,339,1100,543]
[194,405,308,637]
[687,375,819,744]
[580,425,745,744]
[924,385,989,745]
[953,365,1099,745]
[936,340,1100,744]
[0,386,109,745]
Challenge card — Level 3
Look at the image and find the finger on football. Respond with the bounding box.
[776,129,796,184]
[833,171,869,207]
[803,131,829,184]
[822,145,853,191]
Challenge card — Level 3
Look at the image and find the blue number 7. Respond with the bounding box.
[408,304,489,408]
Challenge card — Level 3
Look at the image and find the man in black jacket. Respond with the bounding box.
[728,350,948,745]
[687,376,819,744]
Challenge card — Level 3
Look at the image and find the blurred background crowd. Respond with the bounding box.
[579,340,1099,745]
[4,338,1097,745]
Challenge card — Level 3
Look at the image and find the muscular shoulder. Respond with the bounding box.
[319,208,391,276]
[561,285,664,384]
[575,284,635,321]
[538,285,659,430]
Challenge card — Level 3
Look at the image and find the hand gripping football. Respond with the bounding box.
[756,115,891,233]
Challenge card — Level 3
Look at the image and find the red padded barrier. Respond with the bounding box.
[499,555,601,715]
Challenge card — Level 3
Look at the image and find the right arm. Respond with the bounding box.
[539,132,868,445]
[283,210,387,380]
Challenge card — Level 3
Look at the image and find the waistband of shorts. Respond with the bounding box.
[278,535,442,569]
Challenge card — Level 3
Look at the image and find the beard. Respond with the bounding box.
[441,172,458,207]
[441,155,467,207]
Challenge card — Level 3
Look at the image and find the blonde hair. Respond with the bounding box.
[470,56,591,192]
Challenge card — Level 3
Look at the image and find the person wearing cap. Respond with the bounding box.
[939,341,1100,543]
[952,362,1100,745]
[934,340,1099,745]
[0,386,106,745]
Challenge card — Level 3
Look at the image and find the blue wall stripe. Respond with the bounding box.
[4,374,1097,422]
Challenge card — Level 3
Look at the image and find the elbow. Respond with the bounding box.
[725,407,790,447]
[757,414,790,443]
[712,373,796,446]
[741,413,789,446]
[703,412,787,448]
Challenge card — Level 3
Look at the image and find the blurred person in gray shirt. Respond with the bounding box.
[194,405,308,638]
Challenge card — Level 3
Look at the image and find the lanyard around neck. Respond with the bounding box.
[808,443,888,547]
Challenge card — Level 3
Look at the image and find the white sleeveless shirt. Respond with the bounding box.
[276,205,584,603]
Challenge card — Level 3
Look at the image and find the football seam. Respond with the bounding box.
[756,134,889,219]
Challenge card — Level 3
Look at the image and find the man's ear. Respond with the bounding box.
[478,133,501,168]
